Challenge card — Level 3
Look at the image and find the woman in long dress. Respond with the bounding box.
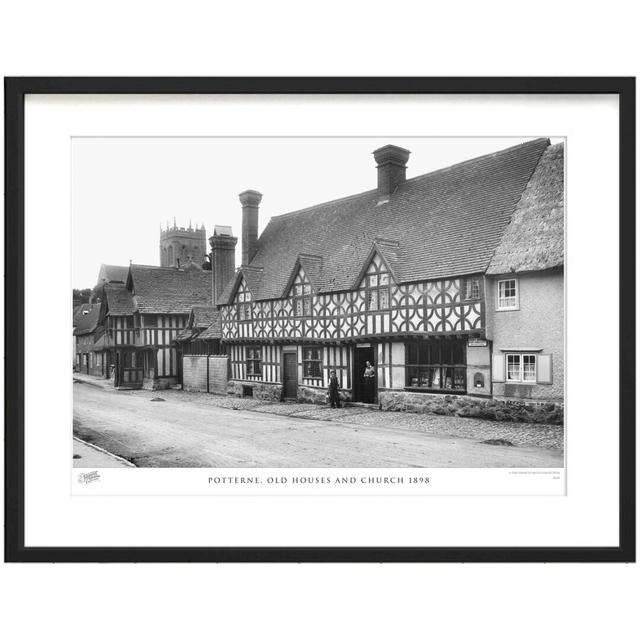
[363,361,376,403]
[328,370,341,408]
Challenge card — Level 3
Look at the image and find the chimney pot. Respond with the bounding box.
[373,145,411,204]
[239,189,262,265]
[209,229,238,305]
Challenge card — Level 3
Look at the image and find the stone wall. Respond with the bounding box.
[379,390,563,424]
[142,375,177,391]
[297,385,351,405]
[227,379,283,401]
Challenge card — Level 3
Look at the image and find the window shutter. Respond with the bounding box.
[537,354,553,384]
[491,354,505,382]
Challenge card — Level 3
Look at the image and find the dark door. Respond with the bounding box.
[283,353,298,399]
[353,346,376,403]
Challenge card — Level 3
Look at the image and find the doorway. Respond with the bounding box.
[282,352,298,399]
[353,345,376,403]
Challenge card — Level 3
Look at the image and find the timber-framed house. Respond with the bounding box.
[216,139,564,406]
[98,263,212,389]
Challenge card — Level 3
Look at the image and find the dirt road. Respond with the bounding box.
[73,381,563,468]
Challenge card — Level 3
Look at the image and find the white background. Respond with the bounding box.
[27,94,606,547]
[1,2,638,640]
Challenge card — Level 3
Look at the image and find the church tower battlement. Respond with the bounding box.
[159,220,207,268]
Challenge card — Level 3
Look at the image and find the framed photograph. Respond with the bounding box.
[4,77,635,562]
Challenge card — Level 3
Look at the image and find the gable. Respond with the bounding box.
[285,265,311,298]
[233,277,252,304]
[237,138,551,299]
[355,251,392,290]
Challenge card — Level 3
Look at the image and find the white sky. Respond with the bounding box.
[72,136,563,289]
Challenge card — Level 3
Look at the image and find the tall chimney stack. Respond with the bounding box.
[209,225,238,305]
[373,145,411,204]
[239,189,262,266]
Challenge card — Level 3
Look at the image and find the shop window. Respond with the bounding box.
[246,346,262,376]
[506,353,537,383]
[497,278,519,310]
[303,347,322,378]
[405,339,466,391]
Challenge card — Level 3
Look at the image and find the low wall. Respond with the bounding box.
[142,375,177,391]
[227,379,282,401]
[297,385,351,404]
[378,391,563,424]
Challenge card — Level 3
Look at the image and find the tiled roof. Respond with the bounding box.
[175,305,222,342]
[189,305,220,329]
[198,319,222,340]
[103,283,135,315]
[487,143,564,274]
[218,138,550,303]
[73,303,92,327]
[97,264,129,284]
[74,303,102,335]
[128,264,212,314]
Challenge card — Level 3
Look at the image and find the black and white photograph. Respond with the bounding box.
[72,135,565,471]
[6,77,632,565]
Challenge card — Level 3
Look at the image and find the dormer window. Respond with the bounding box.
[463,277,481,301]
[363,254,390,311]
[235,279,252,321]
[291,268,313,317]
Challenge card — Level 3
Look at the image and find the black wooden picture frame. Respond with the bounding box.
[4,77,636,562]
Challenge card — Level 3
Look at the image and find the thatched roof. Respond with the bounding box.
[487,143,564,275]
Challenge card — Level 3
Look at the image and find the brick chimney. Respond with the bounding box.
[209,225,238,305]
[373,145,411,204]
[239,190,262,266]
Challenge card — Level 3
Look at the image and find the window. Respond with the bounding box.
[497,278,518,310]
[291,268,313,317]
[506,353,537,383]
[363,255,390,311]
[405,339,466,391]
[235,279,253,321]
[463,277,481,301]
[145,315,157,327]
[302,347,322,378]
[246,346,262,376]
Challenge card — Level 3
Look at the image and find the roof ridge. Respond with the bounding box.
[271,188,377,220]
[401,137,551,187]
[266,139,549,222]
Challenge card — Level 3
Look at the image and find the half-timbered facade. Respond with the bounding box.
[98,263,212,389]
[217,139,564,406]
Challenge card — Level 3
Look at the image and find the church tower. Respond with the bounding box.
[159,220,207,269]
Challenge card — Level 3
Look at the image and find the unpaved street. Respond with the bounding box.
[73,381,563,468]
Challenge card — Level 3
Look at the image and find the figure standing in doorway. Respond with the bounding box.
[363,360,376,403]
[328,370,341,408]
